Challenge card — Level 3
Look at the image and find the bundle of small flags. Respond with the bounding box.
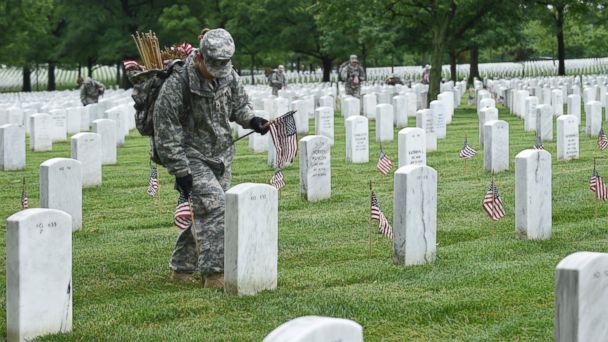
[459,137,477,159]
[376,150,393,176]
[371,191,393,240]
[174,192,192,230]
[147,166,159,197]
[269,111,298,169]
[20,178,28,210]
[123,59,144,71]
[590,167,608,200]
[598,127,608,151]
[533,135,544,150]
[270,170,285,190]
[482,179,505,221]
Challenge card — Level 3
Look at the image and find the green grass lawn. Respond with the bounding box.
[0,100,606,341]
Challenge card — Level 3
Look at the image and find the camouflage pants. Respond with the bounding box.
[345,85,361,98]
[272,86,280,96]
[170,158,231,276]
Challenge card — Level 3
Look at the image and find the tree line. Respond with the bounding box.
[1,0,607,101]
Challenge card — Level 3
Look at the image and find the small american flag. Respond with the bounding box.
[598,127,608,151]
[147,167,159,197]
[123,59,143,71]
[20,179,28,210]
[459,137,477,159]
[178,43,193,56]
[533,135,544,150]
[269,111,298,169]
[482,179,505,221]
[371,191,393,240]
[376,151,393,176]
[590,167,608,200]
[270,170,285,190]
[174,192,192,230]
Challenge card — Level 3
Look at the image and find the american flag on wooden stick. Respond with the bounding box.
[147,166,159,197]
[459,137,477,159]
[269,111,298,169]
[270,170,285,190]
[174,192,192,230]
[20,178,28,210]
[598,127,608,151]
[482,179,505,221]
[371,191,393,240]
[590,167,608,200]
[533,135,544,150]
[376,151,393,176]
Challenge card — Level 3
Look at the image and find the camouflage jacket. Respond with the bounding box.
[270,71,287,89]
[153,51,255,177]
[80,77,104,105]
[340,63,365,87]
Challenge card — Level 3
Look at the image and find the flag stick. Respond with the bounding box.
[464,158,468,176]
[233,110,297,143]
[368,181,373,259]
[188,197,201,258]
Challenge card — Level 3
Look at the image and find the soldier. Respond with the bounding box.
[421,64,431,85]
[78,76,105,106]
[385,74,404,86]
[269,64,287,96]
[152,28,270,288]
[340,54,365,98]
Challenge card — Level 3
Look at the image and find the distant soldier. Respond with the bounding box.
[340,54,365,98]
[421,64,431,85]
[78,76,105,106]
[385,74,404,86]
[269,65,287,96]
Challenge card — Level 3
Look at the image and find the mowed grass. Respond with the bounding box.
[0,98,607,341]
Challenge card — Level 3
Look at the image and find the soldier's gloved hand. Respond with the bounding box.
[176,174,193,195]
[250,117,269,135]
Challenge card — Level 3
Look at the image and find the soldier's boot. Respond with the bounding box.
[204,273,224,289]
[171,271,199,284]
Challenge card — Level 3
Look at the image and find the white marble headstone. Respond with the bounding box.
[6,209,72,342]
[536,104,553,141]
[299,135,331,202]
[65,107,82,134]
[430,100,446,139]
[557,115,579,161]
[91,119,117,165]
[363,93,377,120]
[315,107,334,146]
[416,109,437,152]
[398,127,426,167]
[585,101,602,137]
[40,158,83,231]
[29,114,53,152]
[263,316,364,342]
[483,120,509,173]
[48,109,67,142]
[567,94,581,124]
[479,107,498,146]
[345,116,369,164]
[393,164,437,266]
[515,149,552,240]
[0,124,25,170]
[555,252,608,342]
[225,183,278,296]
[392,95,407,128]
[70,132,102,187]
[375,104,394,142]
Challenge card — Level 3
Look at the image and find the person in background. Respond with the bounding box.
[78,76,105,106]
[421,64,431,85]
[340,54,365,98]
[269,65,287,96]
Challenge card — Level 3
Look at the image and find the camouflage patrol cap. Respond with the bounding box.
[200,28,235,78]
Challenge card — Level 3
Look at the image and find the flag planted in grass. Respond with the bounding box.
[376,150,393,176]
[269,111,298,169]
[371,191,393,240]
[459,137,477,159]
[270,170,285,190]
[598,127,608,151]
[174,192,192,230]
[533,135,544,150]
[482,179,505,221]
[590,167,608,200]
[20,178,28,210]
[147,166,159,197]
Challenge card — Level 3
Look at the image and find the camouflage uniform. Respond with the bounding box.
[80,77,104,106]
[153,42,255,275]
[270,69,286,96]
[341,63,365,98]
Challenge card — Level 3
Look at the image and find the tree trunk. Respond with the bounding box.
[321,56,332,82]
[296,57,301,73]
[78,63,82,78]
[121,63,132,90]
[449,48,457,83]
[87,57,94,78]
[467,46,480,87]
[116,62,121,88]
[429,27,447,104]
[556,6,566,76]
[47,62,56,91]
[22,65,32,92]
[250,54,255,84]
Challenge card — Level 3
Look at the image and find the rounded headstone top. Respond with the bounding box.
[226,182,277,196]
[557,252,608,271]
[40,157,82,168]
[515,148,551,159]
[6,208,71,224]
